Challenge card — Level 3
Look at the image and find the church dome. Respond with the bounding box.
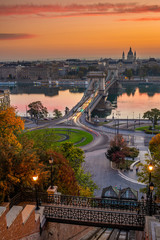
[127,47,134,61]
[128,47,133,56]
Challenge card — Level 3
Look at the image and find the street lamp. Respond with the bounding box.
[49,157,54,189]
[147,163,154,215]
[148,162,153,183]
[32,174,40,210]
[149,182,154,216]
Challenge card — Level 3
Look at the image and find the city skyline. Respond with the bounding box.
[1,0,160,60]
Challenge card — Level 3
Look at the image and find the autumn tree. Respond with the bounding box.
[143,108,160,128]
[149,133,160,153]
[106,134,129,168]
[46,150,79,195]
[0,107,24,145]
[53,108,62,119]
[27,101,48,119]
[0,108,46,202]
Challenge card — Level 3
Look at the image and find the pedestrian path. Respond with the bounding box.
[118,135,149,184]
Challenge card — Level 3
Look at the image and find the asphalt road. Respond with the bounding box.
[24,115,151,199]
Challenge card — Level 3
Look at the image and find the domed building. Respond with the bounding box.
[127,47,134,61]
[121,47,136,62]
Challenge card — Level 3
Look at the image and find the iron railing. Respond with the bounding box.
[43,205,145,230]
[9,191,158,216]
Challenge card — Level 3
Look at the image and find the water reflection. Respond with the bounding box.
[8,83,85,116]
[92,83,160,119]
[1,82,160,118]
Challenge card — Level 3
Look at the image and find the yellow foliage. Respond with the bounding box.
[78,186,93,197]
[0,107,24,148]
[149,133,160,152]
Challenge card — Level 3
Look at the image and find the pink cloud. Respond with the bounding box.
[1,3,160,18]
[0,33,36,40]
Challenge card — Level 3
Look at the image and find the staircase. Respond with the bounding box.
[0,204,45,240]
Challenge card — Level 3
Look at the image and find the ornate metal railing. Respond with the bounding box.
[9,191,158,216]
[43,205,145,230]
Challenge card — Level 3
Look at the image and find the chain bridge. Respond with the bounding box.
[10,191,159,231]
[73,68,119,115]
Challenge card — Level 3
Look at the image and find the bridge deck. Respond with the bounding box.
[44,205,145,231]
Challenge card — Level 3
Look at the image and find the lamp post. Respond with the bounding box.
[147,163,154,215]
[148,162,153,184]
[33,174,40,210]
[116,111,120,134]
[49,157,54,189]
[149,182,154,216]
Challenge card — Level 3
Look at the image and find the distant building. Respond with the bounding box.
[0,89,10,109]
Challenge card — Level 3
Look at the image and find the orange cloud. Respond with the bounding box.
[1,3,160,18]
[0,33,36,40]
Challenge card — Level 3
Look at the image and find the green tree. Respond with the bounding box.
[125,69,133,80]
[53,108,62,119]
[59,142,97,196]
[126,147,139,160]
[138,134,160,196]
[59,142,84,174]
[27,101,48,119]
[143,108,160,128]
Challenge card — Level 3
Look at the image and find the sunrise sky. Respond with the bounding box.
[1,0,160,60]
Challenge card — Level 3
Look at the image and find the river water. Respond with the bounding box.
[5,82,160,119]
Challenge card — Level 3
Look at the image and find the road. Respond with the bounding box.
[73,112,152,198]
[24,113,152,199]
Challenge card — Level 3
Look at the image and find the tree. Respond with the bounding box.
[45,150,79,195]
[0,135,46,202]
[0,108,45,202]
[59,142,84,174]
[27,101,48,119]
[106,134,129,167]
[126,147,139,160]
[0,107,24,147]
[143,108,160,128]
[125,69,133,80]
[149,133,160,153]
[59,142,97,196]
[53,108,62,119]
[138,134,160,196]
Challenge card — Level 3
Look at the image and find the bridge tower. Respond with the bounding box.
[107,67,118,78]
[87,71,106,95]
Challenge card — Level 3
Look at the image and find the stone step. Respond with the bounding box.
[0,207,6,218]
[6,206,23,228]
[22,205,35,224]
[35,207,46,227]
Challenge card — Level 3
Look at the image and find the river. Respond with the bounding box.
[3,82,160,119]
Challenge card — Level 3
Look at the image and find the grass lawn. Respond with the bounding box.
[24,128,93,147]
[136,125,160,134]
